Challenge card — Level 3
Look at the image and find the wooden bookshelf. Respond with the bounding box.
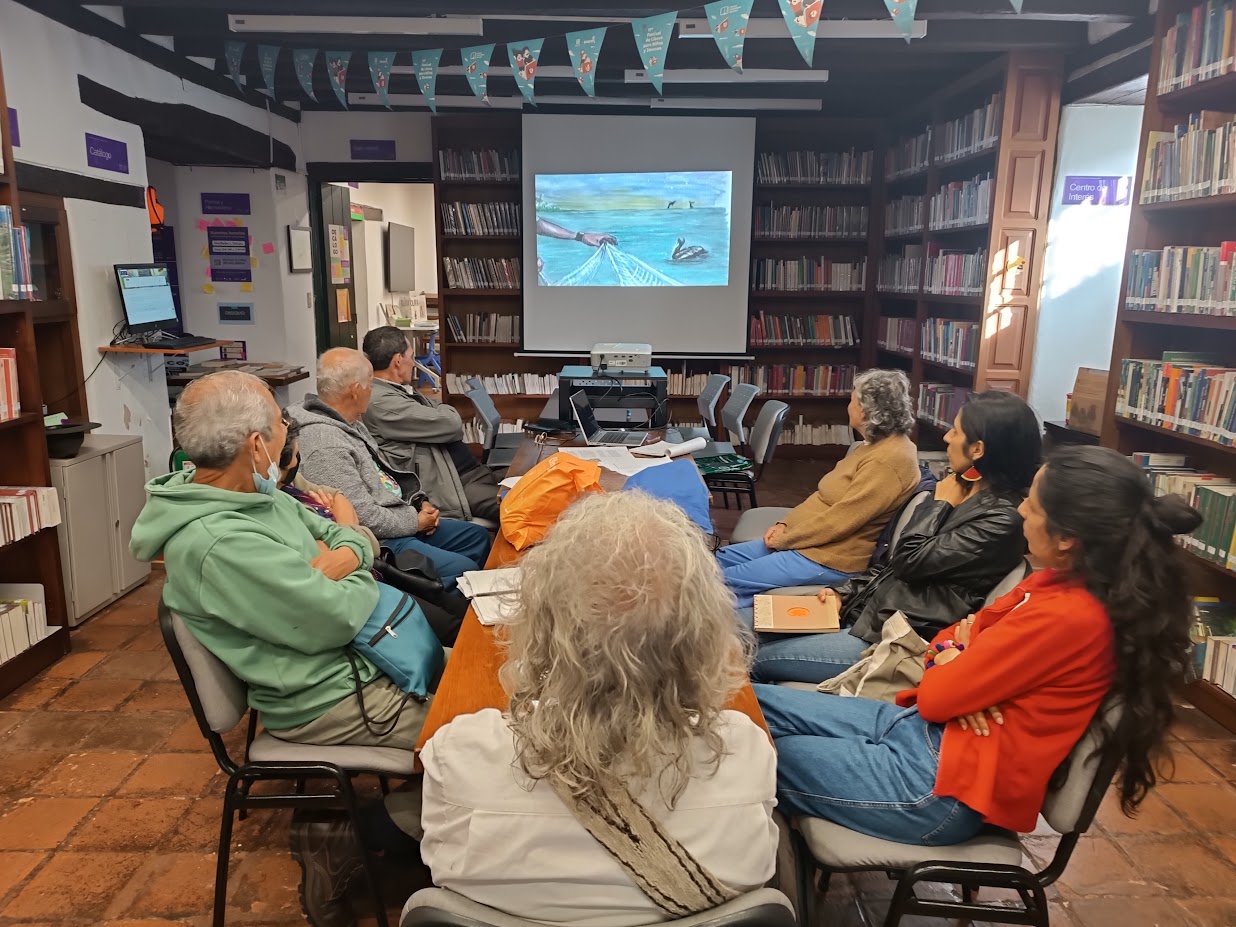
[0,47,71,697]
[1101,0,1236,734]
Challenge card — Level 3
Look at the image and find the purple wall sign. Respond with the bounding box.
[349,139,397,160]
[200,192,252,215]
[1062,175,1132,207]
[7,108,18,148]
[207,226,252,283]
[85,133,129,174]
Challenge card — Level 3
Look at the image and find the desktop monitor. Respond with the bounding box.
[114,263,178,334]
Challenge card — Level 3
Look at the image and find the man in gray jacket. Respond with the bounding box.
[361,326,500,522]
[289,348,490,588]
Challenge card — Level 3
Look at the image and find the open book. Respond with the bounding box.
[752,594,841,634]
[458,568,522,626]
[631,436,708,459]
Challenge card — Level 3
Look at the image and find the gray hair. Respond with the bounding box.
[500,491,751,808]
[854,368,915,441]
[316,348,373,400]
[172,371,275,469]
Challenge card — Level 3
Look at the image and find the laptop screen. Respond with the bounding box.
[569,390,600,437]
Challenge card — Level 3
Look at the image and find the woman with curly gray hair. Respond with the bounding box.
[417,491,779,924]
[717,369,921,608]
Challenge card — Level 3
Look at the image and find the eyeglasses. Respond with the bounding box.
[280,409,291,427]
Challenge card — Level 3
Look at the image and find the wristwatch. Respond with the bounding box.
[574,231,586,242]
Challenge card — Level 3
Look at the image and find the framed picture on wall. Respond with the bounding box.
[287,225,313,274]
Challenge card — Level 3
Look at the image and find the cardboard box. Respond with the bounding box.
[1066,367,1109,436]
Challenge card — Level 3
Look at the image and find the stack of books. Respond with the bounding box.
[885,128,931,180]
[924,246,987,296]
[1116,353,1236,445]
[778,417,855,447]
[935,93,1002,164]
[0,347,19,421]
[1136,451,1236,568]
[877,317,916,355]
[446,373,558,396]
[756,149,873,186]
[722,363,856,398]
[446,313,521,344]
[0,486,62,547]
[1158,0,1236,95]
[918,383,971,429]
[928,174,994,230]
[921,319,979,370]
[441,257,521,290]
[751,258,866,293]
[0,585,52,665]
[438,149,520,181]
[878,245,924,293]
[0,206,32,301]
[1125,243,1236,315]
[753,204,868,240]
[440,201,521,236]
[1140,111,1236,204]
[885,195,925,237]
[749,313,857,348]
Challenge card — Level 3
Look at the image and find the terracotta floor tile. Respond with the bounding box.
[1068,896,1191,927]
[118,680,190,713]
[226,850,303,918]
[1160,746,1225,783]
[161,716,210,753]
[1,712,106,751]
[113,851,216,919]
[1157,782,1236,833]
[0,711,23,736]
[1,850,144,919]
[1120,835,1236,897]
[90,651,174,681]
[1171,705,1236,743]
[44,677,144,712]
[33,751,144,797]
[123,627,168,652]
[117,753,220,797]
[1209,835,1236,868]
[75,711,184,752]
[0,752,63,797]
[1049,835,1162,897]
[0,797,98,849]
[163,794,270,853]
[93,603,158,627]
[69,797,190,850]
[0,851,46,900]
[0,676,71,711]
[68,621,141,651]
[1096,788,1187,836]
[1187,740,1236,781]
[40,650,107,679]
[1175,897,1236,926]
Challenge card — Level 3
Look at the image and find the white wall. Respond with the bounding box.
[300,111,433,164]
[1029,104,1143,423]
[346,182,439,333]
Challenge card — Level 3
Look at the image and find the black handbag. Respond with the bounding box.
[374,547,444,598]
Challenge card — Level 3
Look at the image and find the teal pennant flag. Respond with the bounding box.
[368,51,395,109]
[777,0,824,67]
[293,49,318,102]
[1009,0,1023,9]
[460,43,495,104]
[257,45,279,97]
[411,49,442,113]
[566,27,607,97]
[224,41,245,91]
[883,0,918,41]
[508,38,545,105]
[632,12,676,94]
[704,0,754,73]
[325,51,352,107]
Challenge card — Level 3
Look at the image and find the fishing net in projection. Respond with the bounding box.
[541,243,685,287]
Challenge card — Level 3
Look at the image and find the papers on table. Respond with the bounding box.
[631,436,707,459]
[459,567,522,626]
[557,446,672,477]
[473,595,520,626]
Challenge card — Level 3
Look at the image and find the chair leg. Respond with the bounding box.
[881,874,913,927]
[378,776,391,796]
[213,777,239,927]
[790,830,816,927]
[336,771,389,927]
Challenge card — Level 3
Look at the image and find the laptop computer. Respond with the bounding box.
[569,390,650,447]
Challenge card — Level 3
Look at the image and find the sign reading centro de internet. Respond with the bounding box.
[1062,175,1132,207]
[350,139,397,160]
[85,133,129,174]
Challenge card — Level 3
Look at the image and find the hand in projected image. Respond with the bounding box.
[578,232,618,248]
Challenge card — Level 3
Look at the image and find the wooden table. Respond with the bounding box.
[415,432,769,752]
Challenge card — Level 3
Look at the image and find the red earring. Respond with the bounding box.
[959,466,982,482]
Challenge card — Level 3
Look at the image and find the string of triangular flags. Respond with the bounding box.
[223,0,1025,110]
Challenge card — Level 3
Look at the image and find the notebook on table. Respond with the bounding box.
[752,594,841,634]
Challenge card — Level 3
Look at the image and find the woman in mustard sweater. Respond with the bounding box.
[718,369,921,608]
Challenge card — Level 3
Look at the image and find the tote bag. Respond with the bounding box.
[500,452,603,550]
[816,611,928,704]
[351,584,444,698]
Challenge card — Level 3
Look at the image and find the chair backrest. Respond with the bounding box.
[464,388,502,450]
[720,383,761,445]
[465,376,483,392]
[1041,700,1125,835]
[748,400,789,470]
[697,374,730,428]
[887,490,931,554]
[982,558,1031,608]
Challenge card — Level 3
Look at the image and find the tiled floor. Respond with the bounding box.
[1,460,1235,927]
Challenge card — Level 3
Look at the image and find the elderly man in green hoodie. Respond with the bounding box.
[130,370,425,927]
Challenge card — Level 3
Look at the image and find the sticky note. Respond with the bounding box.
[261,242,275,255]
[240,282,253,293]
[200,246,209,258]
[202,283,215,294]
[210,217,224,226]
[196,219,209,232]
[250,257,258,268]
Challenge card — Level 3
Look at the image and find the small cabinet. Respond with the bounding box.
[50,434,151,625]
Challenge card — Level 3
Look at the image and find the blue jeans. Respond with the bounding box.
[717,540,851,609]
[384,519,491,589]
[755,684,984,846]
[751,630,869,684]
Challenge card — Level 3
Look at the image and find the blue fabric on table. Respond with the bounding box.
[623,457,713,534]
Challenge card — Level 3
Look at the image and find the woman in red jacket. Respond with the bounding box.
[755,446,1201,843]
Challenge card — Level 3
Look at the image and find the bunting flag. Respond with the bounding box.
[704,0,754,73]
[325,51,352,107]
[368,51,396,108]
[566,27,607,97]
[460,43,495,103]
[632,12,676,94]
[1009,0,1023,9]
[883,0,918,41]
[257,45,279,97]
[411,48,443,112]
[777,0,824,66]
[508,38,545,105]
[293,49,318,102]
[224,41,245,91]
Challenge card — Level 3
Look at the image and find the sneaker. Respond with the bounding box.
[288,811,366,927]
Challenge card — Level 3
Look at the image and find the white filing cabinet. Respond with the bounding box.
[50,434,151,625]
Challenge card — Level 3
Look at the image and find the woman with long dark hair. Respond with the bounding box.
[755,446,1200,844]
[751,390,1042,684]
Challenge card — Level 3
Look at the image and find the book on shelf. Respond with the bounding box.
[0,487,62,547]
[921,319,979,370]
[876,317,916,354]
[749,313,857,348]
[924,245,986,296]
[446,372,557,396]
[0,347,19,421]
[438,148,521,181]
[778,416,855,446]
[753,204,868,240]
[1140,110,1236,204]
[1135,453,1236,574]
[0,207,32,301]
[1192,597,1236,693]
[1116,354,1236,445]
[440,201,522,236]
[441,257,522,290]
[918,382,971,430]
[885,127,931,180]
[1158,0,1236,96]
[0,584,52,666]
[928,173,994,230]
[751,258,865,293]
[885,195,925,237]
[878,245,923,293]
[447,313,521,344]
[935,93,1002,164]
[755,148,873,186]
[1125,243,1236,316]
[722,363,856,397]
[462,417,525,443]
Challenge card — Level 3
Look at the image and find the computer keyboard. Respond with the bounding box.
[598,430,647,446]
[150,334,216,349]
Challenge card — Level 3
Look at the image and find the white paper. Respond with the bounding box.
[499,475,522,491]
[631,436,708,459]
[458,567,522,599]
[473,593,520,626]
[558,446,672,477]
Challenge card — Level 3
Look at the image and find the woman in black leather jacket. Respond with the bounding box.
[751,390,1041,684]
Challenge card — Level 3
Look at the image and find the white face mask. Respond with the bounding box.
[252,439,279,495]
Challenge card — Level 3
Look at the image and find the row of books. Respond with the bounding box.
[0,207,33,301]
[1189,597,1236,680]
[1116,353,1236,446]
[438,149,520,181]
[445,313,521,344]
[1125,243,1236,315]
[445,373,557,396]
[1140,110,1236,204]
[778,418,856,446]
[748,312,858,348]
[665,370,722,398]
[750,258,866,293]
[885,195,925,237]
[876,317,916,354]
[440,201,521,237]
[886,128,931,180]
[935,93,1002,164]
[753,204,868,240]
[1138,453,1236,569]
[0,486,61,548]
[722,364,856,398]
[441,257,521,290]
[1202,633,1236,695]
[925,247,987,296]
[462,418,525,443]
[918,382,971,429]
[878,246,924,293]
[1157,0,1236,95]
[921,319,979,370]
[0,347,19,422]
[928,174,994,230]
[0,586,53,666]
[755,149,874,186]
